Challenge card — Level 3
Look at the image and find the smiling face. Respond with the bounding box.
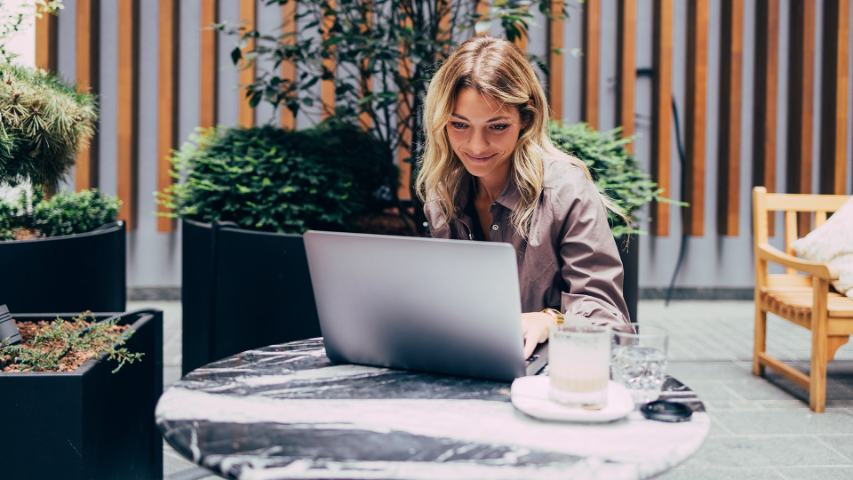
[446,88,524,191]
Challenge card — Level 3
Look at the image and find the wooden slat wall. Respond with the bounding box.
[548,0,564,121]
[199,0,218,128]
[819,0,850,195]
[753,0,780,236]
[75,0,99,191]
[616,0,637,151]
[717,0,744,236]
[280,0,297,129]
[239,0,256,128]
[33,2,853,240]
[117,0,140,230]
[582,0,600,128]
[684,0,710,236]
[321,0,336,118]
[786,0,816,234]
[157,0,179,232]
[651,0,672,236]
[35,8,57,72]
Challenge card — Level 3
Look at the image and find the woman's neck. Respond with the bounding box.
[476,175,508,205]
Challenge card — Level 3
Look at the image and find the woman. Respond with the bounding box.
[416,35,630,359]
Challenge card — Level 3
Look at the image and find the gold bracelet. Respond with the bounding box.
[541,307,564,325]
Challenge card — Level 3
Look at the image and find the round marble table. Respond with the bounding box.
[157,339,709,480]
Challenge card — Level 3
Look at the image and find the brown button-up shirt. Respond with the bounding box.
[423,154,631,325]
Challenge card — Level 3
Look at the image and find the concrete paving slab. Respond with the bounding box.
[776,466,853,480]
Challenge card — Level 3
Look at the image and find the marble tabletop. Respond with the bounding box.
[157,338,709,480]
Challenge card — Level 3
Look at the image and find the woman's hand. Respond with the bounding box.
[522,312,554,359]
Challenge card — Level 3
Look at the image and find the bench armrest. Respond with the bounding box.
[756,243,839,281]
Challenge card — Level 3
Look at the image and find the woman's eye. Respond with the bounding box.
[490,124,510,131]
[449,122,468,130]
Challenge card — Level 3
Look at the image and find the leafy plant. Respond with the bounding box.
[0,196,14,240]
[0,312,143,374]
[0,64,97,189]
[0,189,118,240]
[160,124,396,233]
[31,189,119,237]
[549,121,675,239]
[225,0,565,228]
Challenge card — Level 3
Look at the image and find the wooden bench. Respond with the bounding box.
[752,186,853,412]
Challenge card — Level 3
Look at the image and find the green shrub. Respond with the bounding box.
[160,124,397,234]
[0,64,97,189]
[29,189,119,237]
[549,121,668,238]
[0,312,143,373]
[0,197,15,240]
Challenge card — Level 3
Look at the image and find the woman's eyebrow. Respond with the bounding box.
[450,113,511,122]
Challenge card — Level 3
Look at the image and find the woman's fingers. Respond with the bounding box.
[523,331,537,359]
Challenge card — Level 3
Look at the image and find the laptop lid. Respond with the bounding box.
[303,230,528,381]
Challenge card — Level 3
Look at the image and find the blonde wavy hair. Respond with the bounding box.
[416,35,620,238]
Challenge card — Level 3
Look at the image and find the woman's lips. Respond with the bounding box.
[466,153,496,162]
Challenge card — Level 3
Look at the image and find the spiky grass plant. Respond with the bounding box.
[0,64,97,189]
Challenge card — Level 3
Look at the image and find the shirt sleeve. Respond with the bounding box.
[556,171,631,326]
[423,200,451,239]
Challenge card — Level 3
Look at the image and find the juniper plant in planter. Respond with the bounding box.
[0,63,125,313]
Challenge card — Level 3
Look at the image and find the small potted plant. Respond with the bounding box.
[0,307,164,479]
[159,121,398,374]
[0,64,125,313]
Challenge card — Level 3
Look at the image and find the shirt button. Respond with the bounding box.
[491,224,499,231]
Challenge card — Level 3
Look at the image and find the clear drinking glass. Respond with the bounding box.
[548,323,612,408]
[611,323,669,405]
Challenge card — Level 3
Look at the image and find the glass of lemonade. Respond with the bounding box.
[611,323,669,405]
[548,322,612,408]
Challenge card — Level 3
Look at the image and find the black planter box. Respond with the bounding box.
[0,309,163,480]
[0,222,126,313]
[182,219,321,374]
[617,235,639,324]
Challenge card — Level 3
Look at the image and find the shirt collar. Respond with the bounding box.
[457,174,522,213]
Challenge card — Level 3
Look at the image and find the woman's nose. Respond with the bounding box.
[469,128,489,153]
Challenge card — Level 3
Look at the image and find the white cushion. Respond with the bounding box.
[792,197,853,298]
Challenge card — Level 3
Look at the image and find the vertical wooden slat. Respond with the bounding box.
[199,0,218,128]
[616,0,636,149]
[753,0,779,235]
[815,210,828,227]
[75,0,100,191]
[684,0,709,236]
[717,0,744,236]
[651,0,673,236]
[35,8,57,72]
[117,0,140,230]
[239,0,256,127]
[582,0,600,128]
[548,0,564,120]
[397,14,413,201]
[786,0,816,234]
[321,0,336,118]
[359,2,372,129]
[158,0,180,232]
[820,0,849,195]
[280,0,297,129]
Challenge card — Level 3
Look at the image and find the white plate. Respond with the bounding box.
[511,376,634,423]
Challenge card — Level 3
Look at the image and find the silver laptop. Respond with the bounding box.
[303,230,547,382]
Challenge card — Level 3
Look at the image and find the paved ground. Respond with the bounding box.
[136,300,853,480]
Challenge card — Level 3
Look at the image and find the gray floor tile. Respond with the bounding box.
[817,435,853,462]
[712,409,853,435]
[685,436,850,468]
[776,467,853,480]
[657,466,785,480]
